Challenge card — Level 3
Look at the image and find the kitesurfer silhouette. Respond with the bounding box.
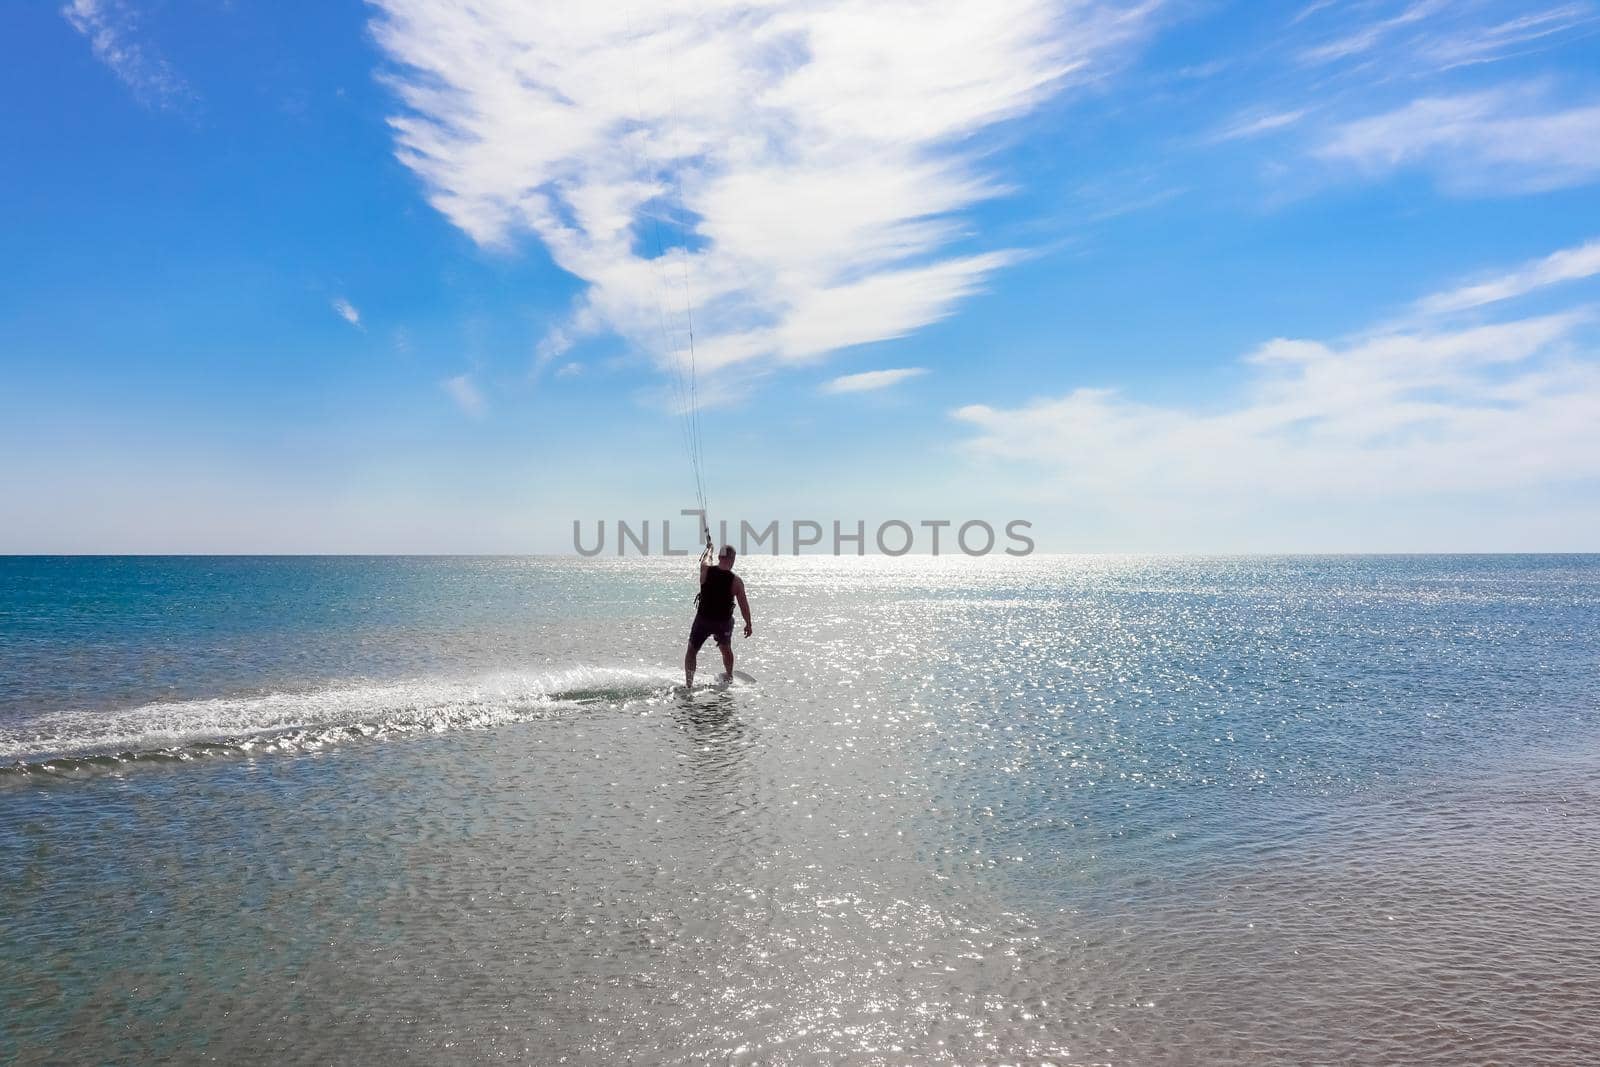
[684,544,752,686]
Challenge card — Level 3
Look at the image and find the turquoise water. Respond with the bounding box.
[3,555,1598,1063]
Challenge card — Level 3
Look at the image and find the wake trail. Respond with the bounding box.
[1,665,679,776]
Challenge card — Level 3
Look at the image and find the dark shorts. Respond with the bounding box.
[687,614,733,652]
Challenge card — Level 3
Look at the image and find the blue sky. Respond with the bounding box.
[3,0,1598,552]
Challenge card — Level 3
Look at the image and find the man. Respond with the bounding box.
[684,544,752,686]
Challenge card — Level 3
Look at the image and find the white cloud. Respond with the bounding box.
[1415,237,1600,316]
[442,374,487,418]
[555,362,584,379]
[1290,0,1343,27]
[331,297,362,329]
[530,324,574,381]
[1211,108,1307,143]
[1315,84,1600,194]
[954,308,1600,504]
[1293,1,1593,72]
[369,0,1164,393]
[1298,0,1445,65]
[1190,5,1600,210]
[62,0,192,111]
[1417,4,1599,71]
[821,367,928,394]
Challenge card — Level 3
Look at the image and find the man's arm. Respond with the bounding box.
[734,577,753,637]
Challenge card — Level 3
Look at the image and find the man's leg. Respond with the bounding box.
[718,636,734,680]
[685,619,714,686]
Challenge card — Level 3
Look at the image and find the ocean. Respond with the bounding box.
[3,554,1598,1063]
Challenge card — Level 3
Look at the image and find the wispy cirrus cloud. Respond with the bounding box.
[530,324,576,383]
[1294,0,1596,72]
[369,0,1166,399]
[821,367,928,394]
[1314,84,1600,194]
[331,297,363,329]
[1298,0,1445,65]
[1211,108,1308,143]
[1413,3,1599,71]
[1169,4,1600,205]
[1289,0,1342,27]
[442,374,486,418]
[1415,237,1600,316]
[61,0,193,112]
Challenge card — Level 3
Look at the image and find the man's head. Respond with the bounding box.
[717,545,736,570]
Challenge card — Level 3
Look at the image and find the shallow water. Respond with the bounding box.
[3,555,1598,1063]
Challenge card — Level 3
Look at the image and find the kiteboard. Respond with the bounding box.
[674,670,757,693]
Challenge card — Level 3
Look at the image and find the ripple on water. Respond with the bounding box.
[2,555,1598,1063]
